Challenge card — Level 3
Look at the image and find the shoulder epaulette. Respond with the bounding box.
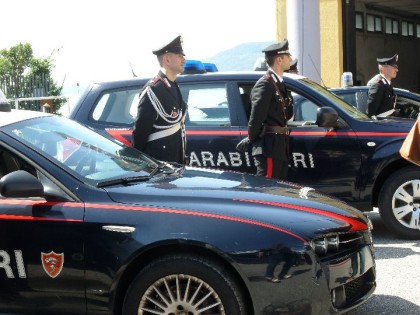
[149,75,171,88]
[150,76,161,86]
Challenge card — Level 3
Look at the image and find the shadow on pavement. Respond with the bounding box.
[346,294,420,315]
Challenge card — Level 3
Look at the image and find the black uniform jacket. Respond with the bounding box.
[248,70,293,157]
[132,71,187,163]
[367,75,396,117]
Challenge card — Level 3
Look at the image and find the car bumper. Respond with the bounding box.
[239,244,376,315]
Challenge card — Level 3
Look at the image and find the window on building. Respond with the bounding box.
[367,14,382,33]
[355,12,364,30]
[392,19,399,34]
[409,23,414,36]
[375,16,382,32]
[401,21,414,37]
[417,24,420,38]
[385,17,399,35]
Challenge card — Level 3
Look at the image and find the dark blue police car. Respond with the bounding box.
[69,69,420,240]
[0,105,375,314]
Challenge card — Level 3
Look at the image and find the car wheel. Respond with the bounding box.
[122,254,248,315]
[378,166,420,239]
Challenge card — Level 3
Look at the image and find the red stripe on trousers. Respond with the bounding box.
[266,157,273,178]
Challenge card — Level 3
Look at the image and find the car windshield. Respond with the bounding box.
[298,78,371,120]
[5,115,158,184]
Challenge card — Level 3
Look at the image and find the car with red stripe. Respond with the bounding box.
[69,72,420,240]
[0,106,375,314]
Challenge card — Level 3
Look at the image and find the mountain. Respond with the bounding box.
[203,41,274,71]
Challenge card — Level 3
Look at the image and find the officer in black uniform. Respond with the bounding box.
[248,39,294,180]
[366,54,399,118]
[132,35,188,164]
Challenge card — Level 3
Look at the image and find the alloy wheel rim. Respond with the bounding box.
[138,274,225,315]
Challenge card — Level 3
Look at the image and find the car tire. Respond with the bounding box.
[378,166,420,239]
[122,254,248,315]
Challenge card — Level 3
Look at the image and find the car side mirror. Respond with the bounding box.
[316,107,338,128]
[0,170,44,198]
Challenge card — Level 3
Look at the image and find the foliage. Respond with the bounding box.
[0,43,65,113]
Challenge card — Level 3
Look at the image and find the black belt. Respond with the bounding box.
[265,125,289,135]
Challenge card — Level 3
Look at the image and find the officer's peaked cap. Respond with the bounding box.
[289,58,298,71]
[262,39,291,56]
[377,54,398,67]
[152,35,185,56]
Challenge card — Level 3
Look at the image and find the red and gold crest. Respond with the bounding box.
[41,251,64,278]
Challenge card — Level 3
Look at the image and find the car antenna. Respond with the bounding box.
[129,61,137,77]
[308,54,326,87]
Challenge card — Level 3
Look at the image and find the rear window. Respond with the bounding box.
[91,88,141,125]
[180,83,231,127]
[90,83,233,127]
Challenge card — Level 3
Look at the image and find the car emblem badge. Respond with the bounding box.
[41,251,64,278]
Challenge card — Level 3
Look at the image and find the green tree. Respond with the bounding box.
[0,42,65,113]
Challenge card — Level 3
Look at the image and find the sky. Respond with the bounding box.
[2,0,276,106]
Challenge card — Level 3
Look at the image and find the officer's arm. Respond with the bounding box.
[132,90,156,151]
[248,80,272,141]
[367,83,385,117]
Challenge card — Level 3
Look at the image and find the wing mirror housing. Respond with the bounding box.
[0,170,44,198]
[316,107,338,128]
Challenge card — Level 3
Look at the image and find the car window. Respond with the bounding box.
[340,93,357,108]
[5,116,157,184]
[397,95,420,108]
[297,78,369,120]
[336,90,369,114]
[180,83,231,127]
[292,94,318,122]
[0,145,71,200]
[92,88,141,124]
[238,83,254,120]
[354,91,369,113]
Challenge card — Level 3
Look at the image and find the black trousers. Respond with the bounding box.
[254,154,288,180]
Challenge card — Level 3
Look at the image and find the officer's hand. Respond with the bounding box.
[236,137,250,153]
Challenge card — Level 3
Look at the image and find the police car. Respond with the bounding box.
[331,86,420,119]
[0,102,376,314]
[69,65,420,240]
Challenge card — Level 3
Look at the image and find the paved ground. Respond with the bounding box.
[346,209,420,315]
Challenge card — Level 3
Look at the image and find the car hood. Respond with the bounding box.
[104,167,369,239]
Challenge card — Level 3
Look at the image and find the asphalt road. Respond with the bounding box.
[346,209,420,315]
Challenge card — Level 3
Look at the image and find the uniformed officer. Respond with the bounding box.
[366,54,399,118]
[248,39,294,180]
[286,58,298,74]
[132,35,188,164]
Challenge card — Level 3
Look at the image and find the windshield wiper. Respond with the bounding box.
[97,175,151,188]
[96,162,183,188]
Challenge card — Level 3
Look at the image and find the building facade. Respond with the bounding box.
[276,0,420,91]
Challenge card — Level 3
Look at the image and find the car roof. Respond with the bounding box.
[87,71,305,87]
[330,86,420,98]
[0,109,52,127]
[330,86,415,94]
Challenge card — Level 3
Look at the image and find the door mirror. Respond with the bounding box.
[0,170,44,198]
[316,107,338,128]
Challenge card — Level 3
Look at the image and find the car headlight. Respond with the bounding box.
[311,234,340,256]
